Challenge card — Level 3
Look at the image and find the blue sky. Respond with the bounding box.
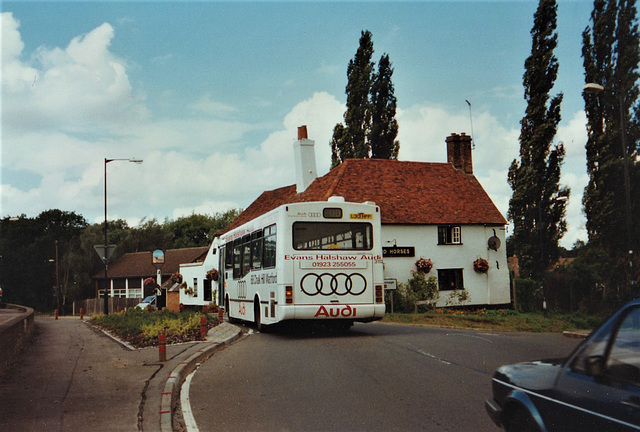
[2,1,596,247]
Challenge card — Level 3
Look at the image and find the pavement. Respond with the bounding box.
[0,315,242,432]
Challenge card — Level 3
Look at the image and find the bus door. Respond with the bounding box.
[218,245,226,307]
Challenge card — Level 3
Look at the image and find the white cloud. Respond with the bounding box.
[0,14,589,250]
[2,15,149,134]
[1,13,38,93]
[188,94,238,116]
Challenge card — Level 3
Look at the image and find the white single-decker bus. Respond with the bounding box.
[218,199,385,331]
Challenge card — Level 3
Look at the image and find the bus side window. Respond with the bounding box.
[233,239,242,279]
[263,225,277,269]
[225,243,233,269]
[242,234,251,277]
[251,231,263,270]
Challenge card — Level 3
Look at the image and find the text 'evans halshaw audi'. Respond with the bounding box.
[486,297,640,432]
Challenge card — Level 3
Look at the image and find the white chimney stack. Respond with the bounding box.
[294,125,317,193]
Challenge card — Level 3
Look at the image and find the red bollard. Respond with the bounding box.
[200,315,207,339]
[158,331,167,362]
[218,308,224,324]
[55,309,58,320]
[79,308,84,320]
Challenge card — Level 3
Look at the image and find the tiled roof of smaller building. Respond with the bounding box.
[220,158,506,235]
[93,247,209,279]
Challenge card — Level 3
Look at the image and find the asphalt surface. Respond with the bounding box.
[0,315,241,432]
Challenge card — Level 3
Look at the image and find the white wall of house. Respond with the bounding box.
[381,224,510,307]
[178,244,221,306]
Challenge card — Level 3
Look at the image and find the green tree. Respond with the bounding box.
[370,54,400,159]
[508,0,569,281]
[165,211,239,248]
[331,30,400,167]
[582,0,639,294]
[0,211,88,311]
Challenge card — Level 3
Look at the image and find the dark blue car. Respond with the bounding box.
[486,298,640,431]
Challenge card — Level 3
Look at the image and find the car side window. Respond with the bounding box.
[605,307,640,385]
[571,318,616,375]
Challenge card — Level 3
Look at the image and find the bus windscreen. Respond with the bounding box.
[292,222,372,250]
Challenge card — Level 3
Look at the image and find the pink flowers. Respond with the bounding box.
[473,258,489,273]
[415,257,433,274]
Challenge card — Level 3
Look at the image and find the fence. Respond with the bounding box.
[73,298,141,316]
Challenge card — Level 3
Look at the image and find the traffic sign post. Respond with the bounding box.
[94,245,116,313]
[93,245,117,262]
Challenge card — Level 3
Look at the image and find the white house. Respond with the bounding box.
[204,127,511,308]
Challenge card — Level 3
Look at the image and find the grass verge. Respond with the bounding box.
[382,309,605,333]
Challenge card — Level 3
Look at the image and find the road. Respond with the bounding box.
[0,316,239,432]
[185,322,582,432]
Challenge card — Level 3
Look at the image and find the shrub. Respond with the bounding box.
[515,278,542,313]
[91,308,215,347]
[390,273,439,313]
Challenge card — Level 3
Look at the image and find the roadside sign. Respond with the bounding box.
[93,245,117,262]
[384,278,397,290]
[152,249,165,268]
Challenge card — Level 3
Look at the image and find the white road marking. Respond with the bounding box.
[181,368,200,432]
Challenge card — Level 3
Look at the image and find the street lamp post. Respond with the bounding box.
[583,83,634,292]
[103,158,143,315]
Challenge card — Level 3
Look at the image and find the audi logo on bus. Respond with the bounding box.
[300,272,367,296]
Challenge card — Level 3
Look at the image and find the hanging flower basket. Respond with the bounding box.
[180,282,193,296]
[171,273,183,284]
[415,257,433,274]
[473,258,489,274]
[143,277,157,288]
[206,268,219,281]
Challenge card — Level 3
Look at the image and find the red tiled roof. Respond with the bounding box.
[221,158,506,234]
[92,247,209,279]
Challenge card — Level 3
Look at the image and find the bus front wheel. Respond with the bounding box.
[226,296,238,324]
[254,298,264,332]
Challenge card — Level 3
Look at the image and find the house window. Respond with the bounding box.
[438,269,464,291]
[193,278,198,298]
[128,289,142,299]
[203,279,212,302]
[438,225,461,245]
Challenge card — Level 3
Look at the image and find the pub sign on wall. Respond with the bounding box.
[382,246,415,258]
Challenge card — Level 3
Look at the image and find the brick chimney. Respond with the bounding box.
[446,133,473,174]
[294,125,318,193]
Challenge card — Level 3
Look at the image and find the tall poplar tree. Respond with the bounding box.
[582,0,639,291]
[370,54,400,159]
[508,0,569,281]
[331,31,400,167]
[331,30,374,167]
